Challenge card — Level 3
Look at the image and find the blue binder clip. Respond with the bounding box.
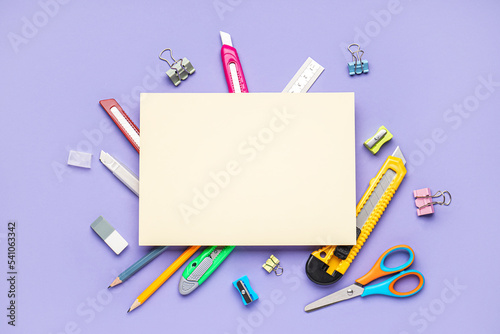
[233,276,258,305]
[348,43,369,75]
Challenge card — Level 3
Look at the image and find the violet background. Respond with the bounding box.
[2,0,500,333]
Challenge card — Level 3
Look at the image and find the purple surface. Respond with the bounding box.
[2,0,500,333]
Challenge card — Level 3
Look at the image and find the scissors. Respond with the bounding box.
[304,245,424,312]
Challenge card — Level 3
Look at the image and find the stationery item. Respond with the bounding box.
[413,188,452,216]
[282,57,324,93]
[306,146,407,285]
[364,126,393,155]
[158,48,195,86]
[99,151,139,196]
[99,99,140,153]
[233,276,258,305]
[91,216,128,255]
[305,245,425,312]
[128,246,200,312]
[108,246,168,288]
[220,31,248,93]
[262,255,283,276]
[67,150,92,168]
[179,246,235,295]
[139,93,356,246]
[348,43,369,75]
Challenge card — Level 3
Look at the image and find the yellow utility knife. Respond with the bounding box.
[305,146,407,285]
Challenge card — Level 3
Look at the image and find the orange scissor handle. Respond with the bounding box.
[388,270,425,296]
[361,269,425,298]
[356,245,415,286]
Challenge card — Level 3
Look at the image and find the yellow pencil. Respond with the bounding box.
[127,245,201,313]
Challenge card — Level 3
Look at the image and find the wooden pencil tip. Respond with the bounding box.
[128,299,141,313]
[109,277,122,288]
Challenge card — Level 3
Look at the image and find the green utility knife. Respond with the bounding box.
[179,246,235,295]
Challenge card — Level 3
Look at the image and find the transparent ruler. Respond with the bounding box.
[282,57,324,93]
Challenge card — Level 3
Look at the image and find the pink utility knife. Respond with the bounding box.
[220,31,248,93]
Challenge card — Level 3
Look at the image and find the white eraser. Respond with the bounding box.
[90,216,128,255]
[105,230,129,255]
[68,150,92,168]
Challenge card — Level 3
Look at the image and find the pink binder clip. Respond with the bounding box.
[413,188,452,216]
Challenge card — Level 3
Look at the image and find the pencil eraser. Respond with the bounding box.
[68,150,92,168]
[91,216,128,255]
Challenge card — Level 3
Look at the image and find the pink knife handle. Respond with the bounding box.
[221,44,248,93]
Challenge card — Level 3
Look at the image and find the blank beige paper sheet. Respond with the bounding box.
[139,93,356,246]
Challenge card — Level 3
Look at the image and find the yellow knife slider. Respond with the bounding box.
[308,148,406,282]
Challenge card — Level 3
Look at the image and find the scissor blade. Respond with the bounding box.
[304,283,364,312]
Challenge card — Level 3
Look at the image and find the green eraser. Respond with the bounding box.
[364,126,393,154]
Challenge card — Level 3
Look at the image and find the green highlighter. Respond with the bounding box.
[179,246,235,295]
